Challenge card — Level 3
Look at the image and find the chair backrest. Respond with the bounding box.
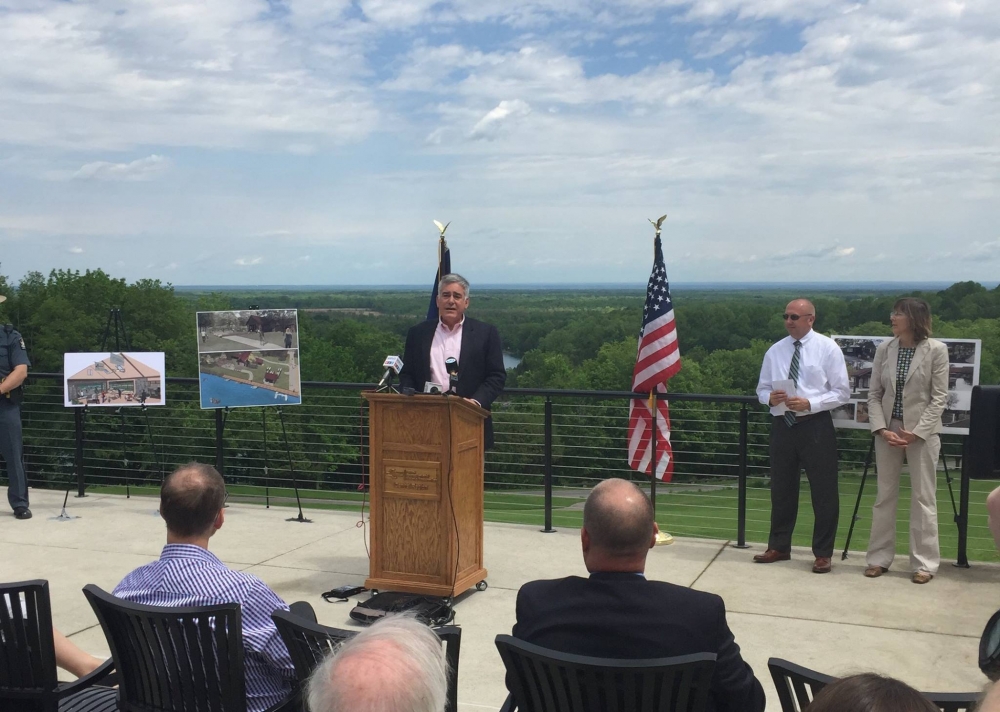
[767,657,835,712]
[922,691,980,712]
[495,634,716,712]
[84,584,248,712]
[768,658,978,712]
[0,580,59,710]
[271,609,462,712]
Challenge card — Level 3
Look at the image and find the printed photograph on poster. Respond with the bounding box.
[832,336,981,435]
[196,309,298,353]
[196,308,302,409]
[64,352,165,407]
[831,403,856,422]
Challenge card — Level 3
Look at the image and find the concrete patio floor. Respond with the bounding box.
[1,489,995,709]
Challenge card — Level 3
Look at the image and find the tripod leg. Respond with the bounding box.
[941,439,959,521]
[842,436,876,560]
[144,405,163,515]
[278,407,310,523]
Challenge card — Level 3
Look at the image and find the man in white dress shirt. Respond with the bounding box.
[754,299,850,573]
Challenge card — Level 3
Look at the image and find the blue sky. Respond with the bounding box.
[1,0,998,286]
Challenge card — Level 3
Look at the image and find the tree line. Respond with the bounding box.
[2,267,996,492]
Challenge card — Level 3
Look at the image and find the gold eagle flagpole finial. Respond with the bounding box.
[433,220,450,239]
[648,214,667,238]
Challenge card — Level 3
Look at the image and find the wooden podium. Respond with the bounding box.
[362,392,488,598]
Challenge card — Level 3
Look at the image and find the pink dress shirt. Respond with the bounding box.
[430,317,464,389]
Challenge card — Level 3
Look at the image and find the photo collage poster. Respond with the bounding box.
[64,352,166,408]
[196,310,302,409]
[832,336,981,435]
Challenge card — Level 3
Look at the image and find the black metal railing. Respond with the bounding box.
[11,373,991,564]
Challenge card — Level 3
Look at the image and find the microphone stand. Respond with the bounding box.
[375,370,398,394]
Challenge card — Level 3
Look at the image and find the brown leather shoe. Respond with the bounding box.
[753,549,791,564]
[813,557,832,574]
[912,571,934,584]
[864,565,888,578]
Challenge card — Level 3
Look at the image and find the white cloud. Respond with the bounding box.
[965,240,1000,261]
[234,256,263,266]
[73,155,169,181]
[469,99,532,140]
[2,0,999,284]
[69,246,84,254]
[768,245,856,263]
[0,1,378,151]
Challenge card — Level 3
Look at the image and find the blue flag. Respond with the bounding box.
[426,239,451,321]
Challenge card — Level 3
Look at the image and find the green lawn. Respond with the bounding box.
[83,475,1000,564]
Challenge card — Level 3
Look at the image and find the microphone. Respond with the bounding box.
[378,355,403,388]
[445,357,459,394]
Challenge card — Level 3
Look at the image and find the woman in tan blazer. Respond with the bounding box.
[865,298,949,584]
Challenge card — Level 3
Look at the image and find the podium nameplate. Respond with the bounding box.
[383,460,440,501]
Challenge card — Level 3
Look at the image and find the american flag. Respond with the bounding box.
[627,234,681,481]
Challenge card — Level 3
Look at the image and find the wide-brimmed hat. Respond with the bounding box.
[0,295,6,304]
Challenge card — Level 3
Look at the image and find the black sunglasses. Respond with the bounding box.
[782,313,813,321]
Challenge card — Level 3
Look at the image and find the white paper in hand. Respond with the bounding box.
[771,379,797,414]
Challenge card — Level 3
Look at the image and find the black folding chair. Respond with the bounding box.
[768,657,979,712]
[922,691,981,712]
[767,658,835,712]
[1,579,116,712]
[495,634,716,712]
[84,584,292,712]
[271,609,461,712]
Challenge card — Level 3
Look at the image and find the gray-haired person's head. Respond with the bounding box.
[305,614,448,712]
[438,273,470,298]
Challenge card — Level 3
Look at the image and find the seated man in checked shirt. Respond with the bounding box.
[113,462,315,712]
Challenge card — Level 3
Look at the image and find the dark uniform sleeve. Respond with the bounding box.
[8,330,31,370]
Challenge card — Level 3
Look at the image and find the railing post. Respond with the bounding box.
[734,405,749,548]
[75,407,85,497]
[215,408,225,478]
[650,393,657,513]
[542,396,554,533]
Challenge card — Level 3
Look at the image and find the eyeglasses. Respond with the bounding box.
[783,313,813,321]
[889,312,906,319]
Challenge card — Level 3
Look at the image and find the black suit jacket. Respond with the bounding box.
[512,573,765,712]
[398,317,506,448]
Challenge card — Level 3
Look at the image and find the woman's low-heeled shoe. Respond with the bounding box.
[864,565,888,578]
[912,571,934,584]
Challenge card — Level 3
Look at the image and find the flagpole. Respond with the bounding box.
[650,232,673,546]
[437,236,444,282]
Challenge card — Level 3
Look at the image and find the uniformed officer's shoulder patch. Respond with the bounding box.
[19,338,26,350]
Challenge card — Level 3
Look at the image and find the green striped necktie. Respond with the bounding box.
[784,340,802,427]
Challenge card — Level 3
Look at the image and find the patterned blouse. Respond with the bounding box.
[892,346,917,420]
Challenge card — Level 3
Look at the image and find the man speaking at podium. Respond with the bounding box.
[398,274,506,448]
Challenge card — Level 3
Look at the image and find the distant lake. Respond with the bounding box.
[503,353,521,370]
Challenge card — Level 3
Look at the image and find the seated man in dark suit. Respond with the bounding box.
[398,273,506,448]
[513,478,765,712]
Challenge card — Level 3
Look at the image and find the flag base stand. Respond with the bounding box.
[654,531,674,546]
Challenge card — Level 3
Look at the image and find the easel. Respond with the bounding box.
[103,308,134,499]
[215,406,310,522]
[57,308,164,519]
[841,435,961,560]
